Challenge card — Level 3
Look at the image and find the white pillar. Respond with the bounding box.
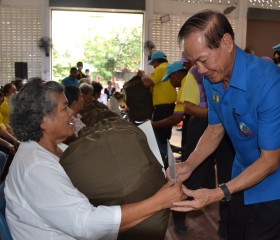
[144,0,154,72]
[234,0,248,49]
[41,0,51,81]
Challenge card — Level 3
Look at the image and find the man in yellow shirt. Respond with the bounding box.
[142,51,177,157]
[151,61,189,151]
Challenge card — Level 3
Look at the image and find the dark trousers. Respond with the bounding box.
[0,144,14,181]
[213,133,235,238]
[174,117,215,229]
[174,117,234,236]
[183,117,215,189]
[182,116,234,189]
[228,192,280,240]
[181,114,191,148]
[152,103,175,157]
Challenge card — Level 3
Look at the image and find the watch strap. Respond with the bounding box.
[219,183,232,202]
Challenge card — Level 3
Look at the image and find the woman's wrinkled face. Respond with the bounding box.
[43,93,74,142]
[184,31,234,83]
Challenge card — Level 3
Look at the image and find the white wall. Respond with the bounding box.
[1,0,51,81]
[2,0,47,6]
[145,0,248,48]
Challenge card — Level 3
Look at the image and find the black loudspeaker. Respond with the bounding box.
[15,62,28,79]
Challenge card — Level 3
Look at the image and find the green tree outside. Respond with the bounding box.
[52,25,142,83]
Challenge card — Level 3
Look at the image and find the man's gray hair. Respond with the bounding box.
[79,83,93,95]
[178,10,234,49]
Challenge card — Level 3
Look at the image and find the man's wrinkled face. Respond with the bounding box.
[184,31,234,83]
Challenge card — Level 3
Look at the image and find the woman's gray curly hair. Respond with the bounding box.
[10,78,64,142]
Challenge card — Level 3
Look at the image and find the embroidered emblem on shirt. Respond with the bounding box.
[238,122,256,138]
[239,123,250,134]
[215,95,220,103]
[232,107,257,138]
[213,94,220,103]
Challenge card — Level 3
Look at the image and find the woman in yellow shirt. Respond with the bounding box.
[0,90,20,181]
[0,83,17,128]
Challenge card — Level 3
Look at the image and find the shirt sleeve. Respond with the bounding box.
[174,84,184,113]
[258,76,280,150]
[61,79,66,86]
[23,157,121,240]
[149,65,166,85]
[180,72,200,105]
[0,98,10,124]
[173,101,184,114]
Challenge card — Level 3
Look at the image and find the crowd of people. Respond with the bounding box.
[1,9,280,240]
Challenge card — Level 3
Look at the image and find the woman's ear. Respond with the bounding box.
[40,116,49,131]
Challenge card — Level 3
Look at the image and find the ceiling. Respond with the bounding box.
[170,0,280,10]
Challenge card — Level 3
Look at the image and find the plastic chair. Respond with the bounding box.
[0,182,13,240]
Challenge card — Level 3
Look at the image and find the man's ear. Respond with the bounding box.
[222,33,234,52]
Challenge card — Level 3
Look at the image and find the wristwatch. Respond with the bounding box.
[219,183,232,202]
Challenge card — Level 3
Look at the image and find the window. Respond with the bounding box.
[51,10,144,82]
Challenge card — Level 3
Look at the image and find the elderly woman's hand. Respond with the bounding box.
[12,139,20,149]
[7,143,16,155]
[153,180,185,210]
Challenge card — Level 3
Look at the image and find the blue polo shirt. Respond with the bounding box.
[204,46,280,205]
[61,76,79,87]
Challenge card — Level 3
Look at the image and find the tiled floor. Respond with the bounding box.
[165,204,221,240]
[166,126,222,240]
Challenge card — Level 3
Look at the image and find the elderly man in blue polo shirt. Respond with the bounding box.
[170,10,280,239]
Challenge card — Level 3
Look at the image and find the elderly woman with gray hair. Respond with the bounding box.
[4,78,183,240]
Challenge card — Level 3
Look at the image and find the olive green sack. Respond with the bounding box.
[80,104,119,128]
[60,118,169,240]
[123,76,153,122]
